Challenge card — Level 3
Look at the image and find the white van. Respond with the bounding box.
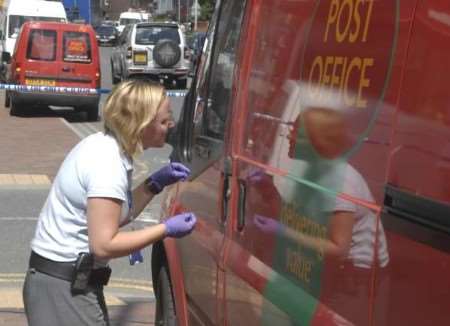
[0,0,67,55]
[117,11,150,33]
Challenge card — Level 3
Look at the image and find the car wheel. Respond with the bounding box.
[176,79,187,89]
[111,59,121,84]
[153,39,181,68]
[85,105,99,122]
[4,90,10,108]
[9,98,22,116]
[155,264,177,326]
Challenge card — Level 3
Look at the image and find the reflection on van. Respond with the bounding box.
[153,0,450,325]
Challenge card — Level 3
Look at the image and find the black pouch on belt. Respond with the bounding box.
[71,252,94,294]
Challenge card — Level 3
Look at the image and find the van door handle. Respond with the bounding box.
[62,66,71,72]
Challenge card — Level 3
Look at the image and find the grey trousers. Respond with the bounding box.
[23,268,109,326]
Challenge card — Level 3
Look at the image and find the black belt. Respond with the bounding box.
[29,251,111,286]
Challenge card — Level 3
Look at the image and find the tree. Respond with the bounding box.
[198,0,215,20]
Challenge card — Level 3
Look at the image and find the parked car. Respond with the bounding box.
[153,0,450,326]
[95,24,119,46]
[111,21,190,89]
[5,21,100,121]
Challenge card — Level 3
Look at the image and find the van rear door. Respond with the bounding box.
[59,27,99,89]
[22,27,60,88]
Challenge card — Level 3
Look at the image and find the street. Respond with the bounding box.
[0,46,187,325]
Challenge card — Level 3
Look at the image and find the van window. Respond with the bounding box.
[63,32,92,63]
[192,0,246,143]
[9,15,65,38]
[26,29,57,61]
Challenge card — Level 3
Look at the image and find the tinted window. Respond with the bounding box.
[135,26,180,45]
[202,0,246,139]
[96,26,115,34]
[26,29,56,61]
[63,32,92,63]
[9,15,65,38]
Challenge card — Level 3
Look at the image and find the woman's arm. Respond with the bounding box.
[131,181,155,220]
[87,197,166,259]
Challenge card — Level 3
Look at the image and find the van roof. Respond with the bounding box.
[8,0,67,19]
[21,21,94,32]
[119,12,150,19]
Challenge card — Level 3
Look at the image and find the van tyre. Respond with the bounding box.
[86,105,99,122]
[155,264,177,326]
[4,91,10,108]
[9,99,22,116]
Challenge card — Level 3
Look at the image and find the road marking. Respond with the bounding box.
[0,217,38,221]
[0,274,153,308]
[0,288,126,308]
[0,174,50,186]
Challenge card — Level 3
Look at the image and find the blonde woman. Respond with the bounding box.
[23,80,196,326]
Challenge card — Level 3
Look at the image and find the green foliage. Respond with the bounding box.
[198,0,215,20]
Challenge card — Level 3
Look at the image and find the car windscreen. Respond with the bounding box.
[26,29,57,61]
[9,15,65,38]
[135,26,180,45]
[63,31,92,63]
[96,26,115,35]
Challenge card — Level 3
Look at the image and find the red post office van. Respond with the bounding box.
[5,21,101,121]
[153,1,450,325]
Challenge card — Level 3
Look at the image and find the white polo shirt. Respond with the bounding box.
[31,132,133,263]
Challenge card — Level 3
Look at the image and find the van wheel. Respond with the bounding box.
[86,105,99,122]
[4,91,10,108]
[10,99,22,116]
[155,264,177,326]
[176,79,187,89]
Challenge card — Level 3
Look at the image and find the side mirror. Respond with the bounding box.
[2,51,11,64]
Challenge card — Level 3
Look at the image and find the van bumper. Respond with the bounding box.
[10,91,100,107]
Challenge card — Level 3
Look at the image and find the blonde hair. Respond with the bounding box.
[103,80,166,157]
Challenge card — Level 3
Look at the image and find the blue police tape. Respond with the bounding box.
[0,83,188,97]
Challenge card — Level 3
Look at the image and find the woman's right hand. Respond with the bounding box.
[163,212,197,238]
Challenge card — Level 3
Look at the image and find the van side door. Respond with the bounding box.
[59,26,99,89]
[166,0,247,324]
[20,26,61,88]
[224,0,400,325]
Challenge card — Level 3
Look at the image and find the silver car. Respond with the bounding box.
[111,22,190,89]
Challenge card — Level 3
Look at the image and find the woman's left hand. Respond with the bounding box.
[148,162,191,192]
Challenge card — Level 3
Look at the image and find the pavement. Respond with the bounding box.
[0,296,155,325]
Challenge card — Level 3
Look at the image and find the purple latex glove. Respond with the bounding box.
[254,214,283,234]
[164,212,197,238]
[148,162,191,193]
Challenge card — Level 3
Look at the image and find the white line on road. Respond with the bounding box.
[0,217,38,221]
[60,118,85,139]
